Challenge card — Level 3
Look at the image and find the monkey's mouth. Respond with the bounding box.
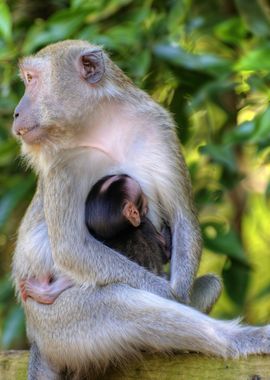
[16,124,39,137]
[14,124,44,145]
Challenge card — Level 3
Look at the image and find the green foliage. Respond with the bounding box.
[0,0,270,348]
[0,0,12,42]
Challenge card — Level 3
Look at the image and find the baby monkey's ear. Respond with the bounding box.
[79,50,105,84]
[123,201,141,227]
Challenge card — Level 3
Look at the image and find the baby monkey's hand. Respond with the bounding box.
[19,275,73,304]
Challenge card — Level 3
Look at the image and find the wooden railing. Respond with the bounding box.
[1,351,269,380]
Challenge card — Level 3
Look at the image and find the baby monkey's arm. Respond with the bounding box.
[20,275,73,304]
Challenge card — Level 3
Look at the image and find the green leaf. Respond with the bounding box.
[214,17,247,45]
[153,44,232,76]
[235,0,270,37]
[195,188,223,207]
[191,78,234,110]
[235,44,270,71]
[168,0,192,36]
[71,0,91,8]
[70,0,134,26]
[0,45,16,61]
[0,175,35,228]
[0,140,18,166]
[128,50,151,80]
[250,107,270,143]
[265,181,270,200]
[202,222,250,266]
[0,0,12,42]
[223,121,256,144]
[102,24,140,49]
[253,284,270,300]
[85,0,134,23]
[2,306,25,348]
[0,275,13,303]
[224,108,270,144]
[223,259,250,306]
[22,9,88,54]
[200,144,236,172]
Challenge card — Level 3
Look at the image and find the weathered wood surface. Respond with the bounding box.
[0,351,270,380]
[0,351,28,380]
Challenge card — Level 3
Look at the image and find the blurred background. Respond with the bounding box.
[0,0,270,349]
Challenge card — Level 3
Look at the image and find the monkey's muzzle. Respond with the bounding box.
[12,122,42,144]
[15,125,38,136]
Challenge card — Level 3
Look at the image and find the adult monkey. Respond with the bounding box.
[12,41,270,379]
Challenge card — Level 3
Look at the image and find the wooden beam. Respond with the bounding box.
[1,351,269,380]
[0,351,28,380]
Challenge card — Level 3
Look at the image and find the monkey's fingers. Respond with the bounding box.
[19,281,28,302]
[26,289,57,304]
[33,295,56,304]
[25,281,60,304]
[20,288,28,302]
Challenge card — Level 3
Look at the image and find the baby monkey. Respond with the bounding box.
[20,175,170,304]
[86,174,170,274]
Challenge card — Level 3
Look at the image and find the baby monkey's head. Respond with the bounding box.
[85,174,148,240]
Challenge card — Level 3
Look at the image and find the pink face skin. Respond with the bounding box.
[20,275,73,305]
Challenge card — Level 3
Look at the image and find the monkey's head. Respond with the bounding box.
[85,174,148,240]
[12,40,131,147]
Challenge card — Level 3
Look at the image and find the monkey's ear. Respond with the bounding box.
[123,201,141,227]
[80,50,105,84]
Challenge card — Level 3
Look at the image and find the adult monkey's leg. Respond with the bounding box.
[28,342,63,380]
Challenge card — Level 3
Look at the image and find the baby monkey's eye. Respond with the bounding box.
[26,72,33,83]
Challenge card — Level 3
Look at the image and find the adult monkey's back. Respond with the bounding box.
[12,41,269,379]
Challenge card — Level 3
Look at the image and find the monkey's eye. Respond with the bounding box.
[26,72,33,83]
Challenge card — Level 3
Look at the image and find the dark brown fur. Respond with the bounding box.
[85,174,170,276]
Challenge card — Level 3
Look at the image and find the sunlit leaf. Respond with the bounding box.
[0,0,12,42]
[235,44,270,71]
[214,17,247,44]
